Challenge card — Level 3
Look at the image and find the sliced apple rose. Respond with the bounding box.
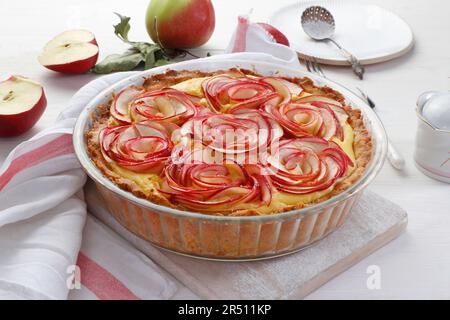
[99,121,178,173]
[130,88,201,124]
[267,137,353,194]
[259,77,293,107]
[160,160,272,212]
[202,75,281,113]
[110,87,144,124]
[111,87,200,125]
[265,95,347,140]
[178,110,282,164]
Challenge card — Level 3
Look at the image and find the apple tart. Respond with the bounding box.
[87,69,372,216]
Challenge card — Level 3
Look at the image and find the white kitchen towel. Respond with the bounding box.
[68,215,194,300]
[0,21,303,300]
[0,114,87,299]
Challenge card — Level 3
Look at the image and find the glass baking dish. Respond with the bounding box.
[73,58,387,261]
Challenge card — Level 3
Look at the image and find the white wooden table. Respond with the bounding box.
[1,0,450,299]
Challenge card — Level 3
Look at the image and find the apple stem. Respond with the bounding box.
[153,16,163,48]
[151,16,202,60]
[183,50,201,59]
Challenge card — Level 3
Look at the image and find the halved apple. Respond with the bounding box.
[38,30,99,74]
[0,76,47,137]
[257,23,290,46]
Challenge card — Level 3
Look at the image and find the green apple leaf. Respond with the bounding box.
[130,42,167,69]
[92,50,144,74]
[113,12,132,43]
[132,42,159,56]
[91,12,182,74]
[143,45,161,69]
[144,51,156,69]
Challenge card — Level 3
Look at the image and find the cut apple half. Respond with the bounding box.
[257,23,290,46]
[0,76,47,137]
[38,30,99,74]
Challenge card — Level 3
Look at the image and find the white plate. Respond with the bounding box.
[269,0,414,65]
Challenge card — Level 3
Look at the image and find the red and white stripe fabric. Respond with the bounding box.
[0,17,300,299]
[70,215,191,300]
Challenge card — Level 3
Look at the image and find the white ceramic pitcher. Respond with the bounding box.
[415,91,450,183]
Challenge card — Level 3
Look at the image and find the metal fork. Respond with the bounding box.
[305,57,326,78]
[300,57,405,170]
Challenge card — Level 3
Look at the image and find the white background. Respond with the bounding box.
[1,0,450,299]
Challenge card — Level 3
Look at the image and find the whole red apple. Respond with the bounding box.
[0,76,47,137]
[145,0,215,49]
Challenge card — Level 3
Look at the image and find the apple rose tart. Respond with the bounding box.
[87,69,372,216]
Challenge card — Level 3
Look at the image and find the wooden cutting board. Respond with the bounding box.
[85,180,407,299]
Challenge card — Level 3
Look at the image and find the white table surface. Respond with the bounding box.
[1,0,450,300]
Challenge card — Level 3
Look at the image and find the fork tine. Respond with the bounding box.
[311,60,318,73]
[305,59,312,73]
[303,56,326,79]
[309,58,317,73]
[312,57,326,78]
[299,55,306,68]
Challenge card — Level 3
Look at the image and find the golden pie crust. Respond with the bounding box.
[86,69,372,216]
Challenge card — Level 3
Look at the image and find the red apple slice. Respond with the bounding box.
[110,87,143,124]
[0,76,47,137]
[38,30,99,74]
